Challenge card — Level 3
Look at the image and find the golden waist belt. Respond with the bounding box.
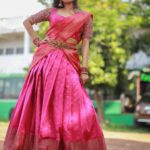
[44,37,77,50]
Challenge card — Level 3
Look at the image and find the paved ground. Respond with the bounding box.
[106,138,150,150]
[104,130,150,143]
[1,139,150,150]
[1,122,150,150]
[0,141,3,150]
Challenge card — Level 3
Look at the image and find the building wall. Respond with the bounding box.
[0,35,33,73]
[0,16,36,74]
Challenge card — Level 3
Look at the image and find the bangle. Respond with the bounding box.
[32,37,41,47]
[80,67,88,74]
[81,72,89,75]
[80,67,88,72]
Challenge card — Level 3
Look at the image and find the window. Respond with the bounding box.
[0,77,24,99]
[16,47,24,54]
[6,48,14,55]
[0,79,4,98]
[0,49,4,55]
[29,46,34,53]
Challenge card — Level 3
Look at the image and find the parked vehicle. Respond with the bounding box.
[135,93,150,126]
[0,73,25,120]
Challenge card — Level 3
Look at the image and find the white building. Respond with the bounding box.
[0,16,37,74]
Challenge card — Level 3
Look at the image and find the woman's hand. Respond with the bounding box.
[40,36,49,44]
[33,36,49,47]
[80,73,90,84]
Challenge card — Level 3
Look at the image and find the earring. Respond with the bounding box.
[58,0,63,7]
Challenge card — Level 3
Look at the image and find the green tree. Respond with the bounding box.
[79,0,141,124]
[127,0,150,55]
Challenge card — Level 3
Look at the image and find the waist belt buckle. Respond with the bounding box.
[59,41,64,49]
[54,40,64,49]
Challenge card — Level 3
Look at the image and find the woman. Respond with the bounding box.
[3,0,107,149]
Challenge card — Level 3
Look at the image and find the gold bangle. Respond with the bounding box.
[81,72,88,75]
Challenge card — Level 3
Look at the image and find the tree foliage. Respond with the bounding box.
[79,0,141,91]
[127,0,150,55]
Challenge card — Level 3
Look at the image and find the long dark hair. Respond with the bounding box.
[52,0,79,9]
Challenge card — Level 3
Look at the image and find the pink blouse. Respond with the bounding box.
[26,7,93,43]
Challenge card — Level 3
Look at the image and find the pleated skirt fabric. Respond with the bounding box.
[3,49,107,150]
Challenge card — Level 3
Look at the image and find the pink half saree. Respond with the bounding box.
[3,7,107,150]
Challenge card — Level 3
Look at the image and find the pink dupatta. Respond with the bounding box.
[28,8,93,76]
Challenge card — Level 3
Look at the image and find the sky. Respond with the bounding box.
[0,0,52,18]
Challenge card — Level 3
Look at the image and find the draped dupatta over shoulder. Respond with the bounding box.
[28,7,93,75]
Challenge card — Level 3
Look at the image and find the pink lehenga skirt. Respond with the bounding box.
[3,46,107,150]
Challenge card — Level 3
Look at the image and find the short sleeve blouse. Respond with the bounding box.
[26,8,51,25]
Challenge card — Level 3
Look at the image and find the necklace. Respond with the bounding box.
[56,8,80,18]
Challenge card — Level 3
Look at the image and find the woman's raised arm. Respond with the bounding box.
[23,8,51,45]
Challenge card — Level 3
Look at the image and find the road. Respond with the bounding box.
[106,139,150,150]
[1,139,150,150]
[0,122,150,150]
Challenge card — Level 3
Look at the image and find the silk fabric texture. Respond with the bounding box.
[3,7,107,150]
